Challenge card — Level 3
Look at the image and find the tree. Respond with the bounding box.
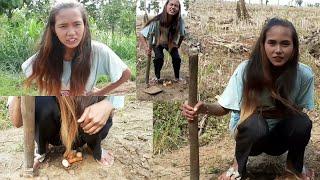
[25,0,50,21]
[146,3,151,14]
[236,0,250,21]
[151,0,160,14]
[184,0,190,11]
[0,0,31,18]
[296,0,303,7]
[100,0,135,36]
[139,0,146,11]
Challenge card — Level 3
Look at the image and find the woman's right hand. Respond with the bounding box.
[181,101,204,122]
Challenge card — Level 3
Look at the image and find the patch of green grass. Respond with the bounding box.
[153,101,188,154]
[0,73,37,95]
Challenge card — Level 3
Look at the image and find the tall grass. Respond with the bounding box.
[153,101,188,154]
[0,9,43,73]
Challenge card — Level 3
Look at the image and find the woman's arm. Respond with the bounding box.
[139,34,152,56]
[87,68,131,96]
[77,99,115,135]
[8,96,23,128]
[182,101,230,121]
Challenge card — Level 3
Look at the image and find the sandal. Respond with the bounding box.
[173,78,186,84]
[34,147,46,163]
[95,148,114,167]
[225,167,242,180]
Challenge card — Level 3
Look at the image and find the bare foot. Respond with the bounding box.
[276,167,314,180]
[96,148,114,167]
[301,167,314,180]
[218,160,240,180]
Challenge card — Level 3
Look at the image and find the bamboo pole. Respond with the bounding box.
[21,96,35,177]
[188,49,199,180]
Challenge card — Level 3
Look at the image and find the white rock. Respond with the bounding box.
[62,159,70,168]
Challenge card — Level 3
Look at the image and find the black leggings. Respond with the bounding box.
[153,45,181,79]
[235,113,312,177]
[35,96,113,160]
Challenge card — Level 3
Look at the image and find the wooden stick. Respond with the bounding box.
[145,50,152,86]
[188,50,199,180]
[21,96,35,177]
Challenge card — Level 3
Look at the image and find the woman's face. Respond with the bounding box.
[264,25,294,67]
[166,0,180,16]
[54,8,85,52]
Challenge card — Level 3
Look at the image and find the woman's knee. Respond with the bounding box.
[170,48,181,62]
[83,117,113,144]
[289,113,312,137]
[236,113,268,141]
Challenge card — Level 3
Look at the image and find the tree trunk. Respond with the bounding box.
[237,0,250,21]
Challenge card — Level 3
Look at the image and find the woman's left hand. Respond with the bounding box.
[77,100,114,135]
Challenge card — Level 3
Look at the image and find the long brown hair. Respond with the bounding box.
[145,0,182,47]
[25,2,92,95]
[240,18,301,122]
[57,96,106,157]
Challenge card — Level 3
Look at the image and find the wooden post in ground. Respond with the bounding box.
[188,49,199,180]
[145,52,151,86]
[21,96,35,177]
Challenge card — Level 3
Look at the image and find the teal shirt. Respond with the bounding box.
[218,60,315,135]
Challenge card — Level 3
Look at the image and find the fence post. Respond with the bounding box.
[21,96,35,177]
[188,49,199,180]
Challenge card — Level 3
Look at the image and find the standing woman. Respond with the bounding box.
[22,1,131,96]
[140,0,186,83]
[182,18,314,179]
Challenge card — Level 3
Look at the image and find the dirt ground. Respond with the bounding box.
[136,17,189,101]
[0,95,153,180]
[152,1,320,179]
[152,110,320,179]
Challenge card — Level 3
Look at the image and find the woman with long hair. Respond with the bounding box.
[9,96,114,167]
[22,1,131,96]
[140,0,185,83]
[182,18,314,179]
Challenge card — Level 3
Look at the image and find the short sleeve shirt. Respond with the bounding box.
[21,41,128,107]
[218,60,315,135]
